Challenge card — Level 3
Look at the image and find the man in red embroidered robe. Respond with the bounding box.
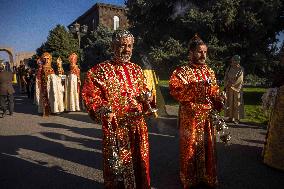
[82,30,153,189]
[169,35,223,189]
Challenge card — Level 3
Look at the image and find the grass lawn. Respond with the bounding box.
[242,87,268,125]
[159,80,268,125]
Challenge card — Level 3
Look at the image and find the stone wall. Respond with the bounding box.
[98,4,128,30]
[70,3,129,32]
[15,52,35,67]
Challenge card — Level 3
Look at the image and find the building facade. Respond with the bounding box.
[15,52,35,67]
[69,3,128,32]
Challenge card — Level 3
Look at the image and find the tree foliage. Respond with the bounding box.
[148,38,187,76]
[36,24,80,69]
[126,0,284,79]
[81,25,113,71]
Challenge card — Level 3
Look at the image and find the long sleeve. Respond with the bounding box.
[81,68,108,123]
[169,69,193,103]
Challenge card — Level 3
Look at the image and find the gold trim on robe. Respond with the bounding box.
[170,63,221,188]
[82,60,152,189]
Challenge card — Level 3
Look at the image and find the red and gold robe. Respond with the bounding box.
[169,63,222,189]
[41,66,55,116]
[82,60,152,189]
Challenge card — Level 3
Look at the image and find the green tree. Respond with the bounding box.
[27,54,40,69]
[81,25,113,71]
[126,0,284,78]
[148,38,187,77]
[36,24,80,70]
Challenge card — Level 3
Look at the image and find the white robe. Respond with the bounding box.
[35,74,65,113]
[65,73,80,111]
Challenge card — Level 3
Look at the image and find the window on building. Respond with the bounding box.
[113,16,120,30]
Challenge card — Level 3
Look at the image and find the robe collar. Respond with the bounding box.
[111,57,130,65]
[189,62,207,69]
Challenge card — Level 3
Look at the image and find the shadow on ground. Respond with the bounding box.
[59,112,94,124]
[0,133,102,170]
[217,143,284,189]
[13,95,39,116]
[147,117,182,188]
[40,131,102,150]
[39,122,102,139]
[0,153,103,189]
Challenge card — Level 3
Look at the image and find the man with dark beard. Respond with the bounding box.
[169,34,224,189]
[82,30,154,189]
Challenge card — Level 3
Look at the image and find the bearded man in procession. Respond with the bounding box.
[82,30,154,189]
[169,35,225,189]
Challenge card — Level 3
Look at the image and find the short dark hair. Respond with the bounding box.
[188,34,206,51]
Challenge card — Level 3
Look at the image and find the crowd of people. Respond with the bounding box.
[15,61,37,100]
[0,52,82,118]
[33,52,81,116]
[0,29,283,189]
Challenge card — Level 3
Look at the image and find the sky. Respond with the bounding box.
[0,0,283,61]
[0,0,124,60]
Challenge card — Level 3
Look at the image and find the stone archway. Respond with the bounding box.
[0,47,14,69]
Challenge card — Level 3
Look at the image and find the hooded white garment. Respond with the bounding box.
[65,73,80,111]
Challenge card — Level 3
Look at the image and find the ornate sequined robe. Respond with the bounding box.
[169,63,222,189]
[65,65,80,111]
[82,60,151,189]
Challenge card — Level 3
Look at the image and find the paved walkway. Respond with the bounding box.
[0,93,283,189]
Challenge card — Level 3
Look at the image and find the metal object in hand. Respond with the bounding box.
[142,91,158,118]
[211,110,231,144]
[105,108,124,181]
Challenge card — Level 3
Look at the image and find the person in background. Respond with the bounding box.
[23,68,32,99]
[37,52,64,116]
[29,68,36,101]
[169,34,224,189]
[12,66,17,84]
[224,55,244,124]
[18,61,26,93]
[55,57,65,113]
[0,63,15,117]
[141,54,168,117]
[82,30,154,189]
[34,58,43,109]
[263,47,284,171]
[65,53,81,112]
[56,57,65,75]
